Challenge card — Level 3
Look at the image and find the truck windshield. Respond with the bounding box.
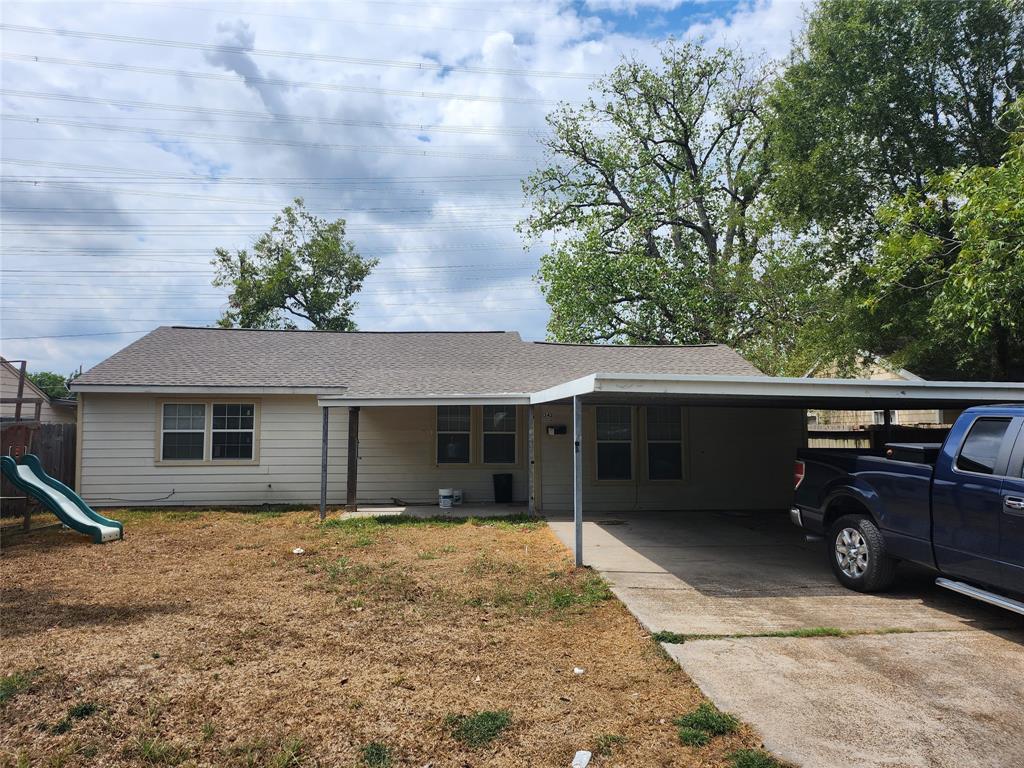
[956,418,1011,475]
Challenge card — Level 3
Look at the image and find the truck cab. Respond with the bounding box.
[792,405,1024,612]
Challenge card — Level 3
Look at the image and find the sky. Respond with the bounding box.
[0,0,811,374]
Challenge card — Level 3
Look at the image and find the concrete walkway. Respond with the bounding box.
[547,510,1024,768]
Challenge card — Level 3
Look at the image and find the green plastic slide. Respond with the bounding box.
[1,454,123,543]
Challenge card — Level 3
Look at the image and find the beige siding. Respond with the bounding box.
[80,396,529,507]
[81,395,801,511]
[538,404,804,513]
[0,364,75,424]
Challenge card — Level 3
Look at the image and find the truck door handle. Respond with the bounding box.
[1005,496,1024,514]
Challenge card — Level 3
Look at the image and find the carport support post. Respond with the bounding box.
[346,406,360,513]
[573,395,583,567]
[527,406,535,516]
[319,406,329,521]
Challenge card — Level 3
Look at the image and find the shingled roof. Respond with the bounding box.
[72,326,762,397]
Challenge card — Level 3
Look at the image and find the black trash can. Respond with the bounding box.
[492,473,514,504]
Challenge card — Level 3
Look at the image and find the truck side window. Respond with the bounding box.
[956,418,1011,475]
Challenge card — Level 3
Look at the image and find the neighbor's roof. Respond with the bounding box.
[71,326,761,397]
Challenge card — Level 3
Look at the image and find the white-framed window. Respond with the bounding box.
[212,403,256,460]
[161,403,206,461]
[596,406,632,480]
[482,405,516,464]
[646,405,682,480]
[437,405,471,463]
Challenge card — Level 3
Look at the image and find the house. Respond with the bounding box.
[70,327,1023,542]
[1,358,77,425]
[806,357,958,431]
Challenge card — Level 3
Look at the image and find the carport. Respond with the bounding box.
[530,373,1024,566]
[536,373,1024,768]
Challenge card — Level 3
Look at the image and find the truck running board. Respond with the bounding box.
[935,578,1024,617]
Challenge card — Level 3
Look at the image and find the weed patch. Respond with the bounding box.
[0,670,34,704]
[729,749,784,768]
[674,702,739,737]
[593,733,626,756]
[133,736,191,765]
[651,630,686,643]
[445,710,511,747]
[360,742,392,767]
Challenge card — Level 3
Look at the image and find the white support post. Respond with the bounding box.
[573,395,583,567]
[527,406,536,516]
[319,406,329,521]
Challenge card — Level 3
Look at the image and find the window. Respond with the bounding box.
[161,403,205,461]
[647,406,682,480]
[596,406,631,480]
[956,418,1011,475]
[212,403,255,460]
[483,405,516,464]
[437,405,470,463]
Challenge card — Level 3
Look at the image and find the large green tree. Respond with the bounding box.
[521,42,786,356]
[213,199,377,331]
[868,112,1024,379]
[769,0,1023,377]
[26,371,71,400]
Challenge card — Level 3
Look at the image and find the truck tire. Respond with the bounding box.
[827,514,897,592]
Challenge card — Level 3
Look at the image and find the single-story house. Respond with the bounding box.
[1,358,77,425]
[71,326,1024,563]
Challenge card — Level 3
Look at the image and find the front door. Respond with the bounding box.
[1000,426,1024,595]
[932,416,1018,589]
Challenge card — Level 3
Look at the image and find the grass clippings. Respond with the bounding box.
[445,710,512,748]
[1,508,770,766]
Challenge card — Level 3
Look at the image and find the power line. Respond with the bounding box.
[2,116,541,161]
[0,89,545,136]
[3,53,560,105]
[0,23,598,80]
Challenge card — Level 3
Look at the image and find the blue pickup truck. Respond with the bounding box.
[792,405,1024,615]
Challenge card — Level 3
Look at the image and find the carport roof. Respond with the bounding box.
[528,372,1024,410]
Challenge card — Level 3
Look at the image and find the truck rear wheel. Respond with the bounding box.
[827,514,897,592]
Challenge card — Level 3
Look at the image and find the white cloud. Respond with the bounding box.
[0,0,810,373]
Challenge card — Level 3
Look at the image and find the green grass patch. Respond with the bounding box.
[593,733,626,756]
[0,670,34,704]
[134,736,191,765]
[674,702,739,737]
[729,749,784,768]
[677,726,711,747]
[360,742,392,767]
[445,710,512,748]
[651,630,686,643]
[532,573,612,612]
[268,737,304,768]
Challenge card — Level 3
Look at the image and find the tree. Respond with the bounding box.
[867,111,1024,380]
[213,199,377,331]
[768,0,1023,375]
[26,371,71,400]
[521,41,782,354]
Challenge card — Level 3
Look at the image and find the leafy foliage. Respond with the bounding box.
[522,41,787,356]
[26,371,71,400]
[213,198,377,331]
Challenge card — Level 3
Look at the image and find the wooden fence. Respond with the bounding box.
[1,422,77,526]
[808,424,951,450]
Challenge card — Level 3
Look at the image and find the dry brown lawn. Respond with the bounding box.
[1,510,769,767]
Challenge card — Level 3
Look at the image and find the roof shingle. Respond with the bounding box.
[73,326,762,395]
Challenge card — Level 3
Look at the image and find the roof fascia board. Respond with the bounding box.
[529,375,598,404]
[587,373,1024,402]
[318,394,532,408]
[72,385,350,395]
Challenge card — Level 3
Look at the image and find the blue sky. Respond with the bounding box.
[0,0,809,374]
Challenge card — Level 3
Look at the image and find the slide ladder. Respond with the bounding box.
[1,454,123,543]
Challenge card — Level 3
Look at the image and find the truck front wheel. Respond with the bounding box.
[827,514,897,592]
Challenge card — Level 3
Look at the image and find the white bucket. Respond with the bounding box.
[453,489,463,506]
[438,488,454,509]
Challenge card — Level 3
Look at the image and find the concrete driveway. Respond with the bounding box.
[548,510,1024,768]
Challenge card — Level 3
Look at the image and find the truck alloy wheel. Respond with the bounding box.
[826,514,897,592]
[835,527,869,578]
